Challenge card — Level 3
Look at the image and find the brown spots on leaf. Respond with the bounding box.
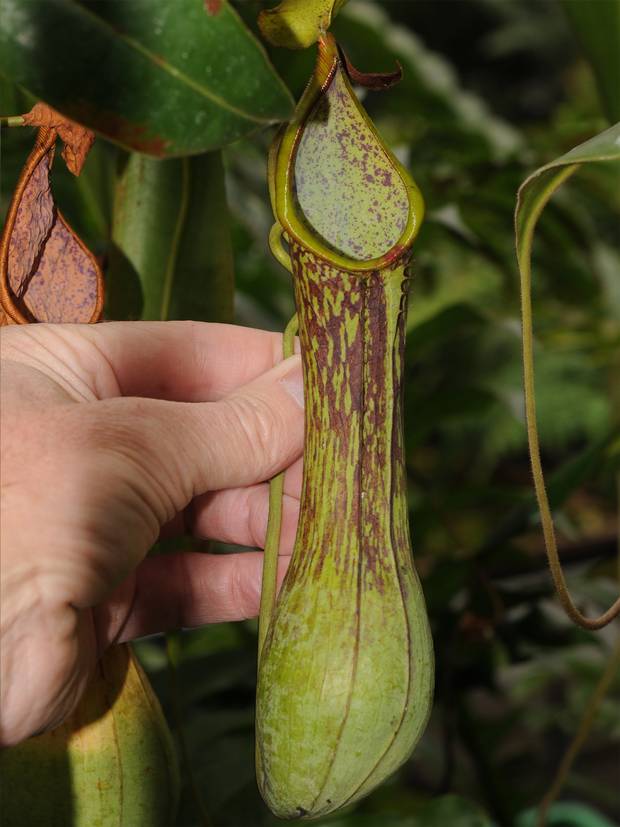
[149,52,169,68]
[68,103,170,158]
[204,0,222,15]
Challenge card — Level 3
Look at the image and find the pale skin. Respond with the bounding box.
[0,321,304,747]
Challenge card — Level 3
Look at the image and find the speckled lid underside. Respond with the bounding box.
[293,61,409,262]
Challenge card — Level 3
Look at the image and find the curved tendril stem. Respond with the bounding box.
[257,313,299,660]
[519,169,620,631]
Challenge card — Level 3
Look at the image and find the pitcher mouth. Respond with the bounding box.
[268,33,424,273]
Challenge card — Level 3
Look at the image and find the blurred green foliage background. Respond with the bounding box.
[1,1,619,826]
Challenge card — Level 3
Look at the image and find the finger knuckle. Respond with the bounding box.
[224,395,282,479]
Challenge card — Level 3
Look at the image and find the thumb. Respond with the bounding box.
[194,352,305,492]
[101,352,305,503]
[44,354,304,610]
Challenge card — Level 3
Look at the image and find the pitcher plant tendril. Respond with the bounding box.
[515,125,620,631]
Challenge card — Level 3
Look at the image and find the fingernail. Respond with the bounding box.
[279,355,304,408]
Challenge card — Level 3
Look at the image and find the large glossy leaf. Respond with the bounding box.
[516,121,620,630]
[0,0,293,157]
[108,151,234,322]
[170,151,234,323]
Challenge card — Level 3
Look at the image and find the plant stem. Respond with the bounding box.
[537,636,620,827]
[0,115,25,127]
[160,157,189,321]
[257,313,298,658]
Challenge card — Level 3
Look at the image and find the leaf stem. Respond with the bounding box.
[257,313,299,659]
[160,157,190,321]
[537,636,620,827]
[0,115,25,127]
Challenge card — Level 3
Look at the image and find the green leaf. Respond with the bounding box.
[108,154,183,320]
[108,150,234,322]
[561,0,620,123]
[259,0,349,49]
[516,121,620,630]
[517,129,620,250]
[170,151,234,323]
[0,0,293,156]
[53,140,116,250]
[517,801,618,827]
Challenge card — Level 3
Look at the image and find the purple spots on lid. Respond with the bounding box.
[292,61,408,261]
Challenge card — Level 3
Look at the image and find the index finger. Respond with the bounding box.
[76,320,288,401]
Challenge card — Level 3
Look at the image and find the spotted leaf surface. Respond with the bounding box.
[0,127,103,325]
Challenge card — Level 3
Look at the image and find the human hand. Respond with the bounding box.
[0,321,303,746]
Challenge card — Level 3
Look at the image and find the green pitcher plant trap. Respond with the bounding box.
[256,34,434,820]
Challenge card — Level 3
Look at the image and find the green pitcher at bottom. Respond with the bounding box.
[0,645,179,827]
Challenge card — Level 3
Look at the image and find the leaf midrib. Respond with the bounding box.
[68,0,280,126]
